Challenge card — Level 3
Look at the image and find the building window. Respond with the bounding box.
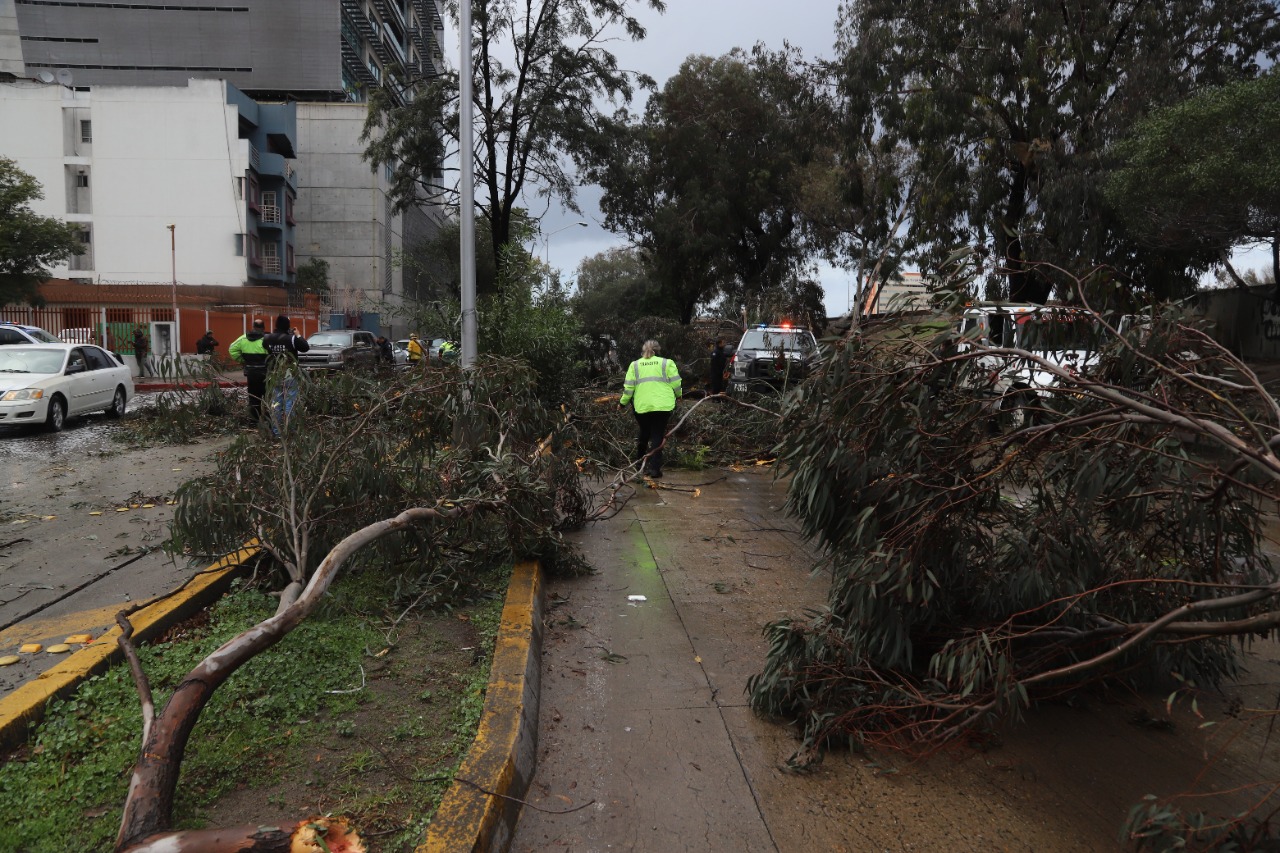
[248,234,261,266]
[368,57,381,83]
[234,233,245,256]
[286,243,295,273]
[235,177,244,199]
[75,173,89,188]
[80,120,92,143]
[260,190,279,224]
[285,192,295,225]
[78,230,91,244]
[247,175,260,212]
[261,241,280,274]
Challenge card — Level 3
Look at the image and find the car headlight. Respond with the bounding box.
[2,389,44,401]
[329,353,343,363]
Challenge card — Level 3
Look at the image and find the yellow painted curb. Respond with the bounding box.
[418,560,545,853]
[0,543,260,752]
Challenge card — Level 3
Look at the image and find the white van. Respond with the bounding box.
[954,303,1103,425]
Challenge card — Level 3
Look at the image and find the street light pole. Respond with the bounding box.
[543,221,589,266]
[458,0,476,369]
[167,224,178,365]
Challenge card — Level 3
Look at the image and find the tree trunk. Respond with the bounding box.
[999,166,1050,304]
[114,506,476,851]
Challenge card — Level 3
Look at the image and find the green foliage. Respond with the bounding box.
[294,257,331,299]
[0,574,448,853]
[594,46,835,323]
[749,308,1277,763]
[1106,70,1280,280]
[0,157,84,305]
[363,0,664,282]
[116,359,242,446]
[166,360,588,590]
[837,0,1280,301]
[572,247,677,330]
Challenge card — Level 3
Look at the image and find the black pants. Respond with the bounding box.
[245,368,267,420]
[634,409,672,475]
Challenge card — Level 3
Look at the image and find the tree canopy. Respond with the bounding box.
[1105,70,1280,288]
[837,0,1280,303]
[593,46,837,323]
[0,157,83,305]
[571,247,674,331]
[363,0,664,288]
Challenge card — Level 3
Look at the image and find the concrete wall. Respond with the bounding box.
[0,78,251,286]
[0,0,22,77]
[1194,286,1280,360]
[295,101,443,337]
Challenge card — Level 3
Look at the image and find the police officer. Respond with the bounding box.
[229,319,268,421]
[619,339,682,478]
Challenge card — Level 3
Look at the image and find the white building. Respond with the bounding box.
[0,77,297,289]
[862,271,932,316]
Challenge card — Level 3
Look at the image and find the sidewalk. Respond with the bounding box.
[134,366,246,393]
[512,468,1280,852]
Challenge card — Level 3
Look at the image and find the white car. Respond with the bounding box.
[0,344,133,432]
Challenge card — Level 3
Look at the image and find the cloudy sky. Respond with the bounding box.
[449,0,852,313]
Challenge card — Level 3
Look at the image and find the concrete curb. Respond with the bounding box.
[417,560,545,853]
[0,544,259,752]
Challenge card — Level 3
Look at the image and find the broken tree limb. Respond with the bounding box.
[114,502,496,852]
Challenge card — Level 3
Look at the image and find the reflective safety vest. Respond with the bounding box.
[620,356,681,413]
[407,338,424,361]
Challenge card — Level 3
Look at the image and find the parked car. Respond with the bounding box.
[60,327,97,345]
[728,324,820,394]
[0,344,133,432]
[0,322,62,345]
[296,329,379,371]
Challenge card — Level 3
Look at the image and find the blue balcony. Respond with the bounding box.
[257,152,298,191]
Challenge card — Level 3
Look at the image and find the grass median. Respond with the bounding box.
[0,567,506,853]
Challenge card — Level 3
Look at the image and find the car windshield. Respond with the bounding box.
[1016,313,1100,351]
[739,329,813,353]
[26,328,61,343]
[307,333,351,346]
[0,349,66,374]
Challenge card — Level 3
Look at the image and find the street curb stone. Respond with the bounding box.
[0,544,259,752]
[417,560,545,853]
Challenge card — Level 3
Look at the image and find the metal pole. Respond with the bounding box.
[167,224,178,364]
[458,0,477,368]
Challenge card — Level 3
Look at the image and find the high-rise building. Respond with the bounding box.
[5,0,444,104]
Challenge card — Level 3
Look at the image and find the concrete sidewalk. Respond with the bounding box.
[512,469,827,851]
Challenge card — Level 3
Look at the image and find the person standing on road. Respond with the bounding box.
[263,315,309,425]
[228,319,268,421]
[619,339,681,478]
[406,332,425,367]
[709,337,728,395]
[132,326,150,379]
[195,331,219,360]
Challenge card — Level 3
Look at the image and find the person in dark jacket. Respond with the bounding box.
[228,319,268,421]
[376,336,394,364]
[132,326,150,379]
[262,315,309,427]
[195,331,218,357]
[708,337,728,395]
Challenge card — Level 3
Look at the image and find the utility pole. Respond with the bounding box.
[458,0,476,368]
[167,224,179,365]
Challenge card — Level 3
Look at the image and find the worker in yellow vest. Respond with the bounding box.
[406,333,425,366]
[619,339,681,478]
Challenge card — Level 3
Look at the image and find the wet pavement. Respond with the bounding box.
[0,403,226,696]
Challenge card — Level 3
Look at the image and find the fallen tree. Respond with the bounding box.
[749,292,1280,766]
[114,359,587,850]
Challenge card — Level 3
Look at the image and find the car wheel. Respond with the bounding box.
[45,395,67,432]
[1000,389,1038,430]
[105,386,127,418]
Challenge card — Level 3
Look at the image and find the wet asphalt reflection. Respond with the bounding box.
[0,392,159,460]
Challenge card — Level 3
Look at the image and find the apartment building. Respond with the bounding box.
[0,77,297,289]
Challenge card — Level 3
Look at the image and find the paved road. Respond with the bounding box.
[0,403,225,697]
